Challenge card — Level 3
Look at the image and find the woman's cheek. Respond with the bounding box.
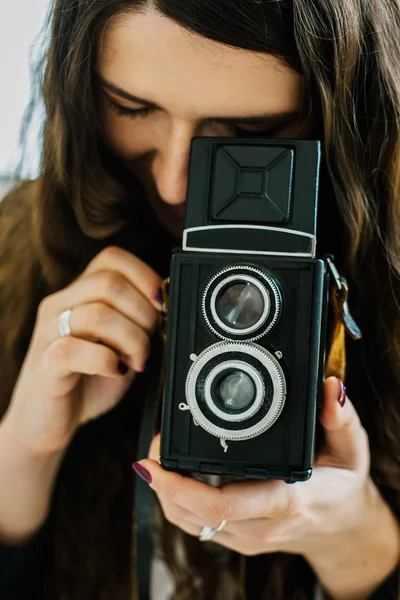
[101,116,139,157]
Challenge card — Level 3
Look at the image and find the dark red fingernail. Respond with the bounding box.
[117,361,129,375]
[132,462,152,484]
[337,378,347,407]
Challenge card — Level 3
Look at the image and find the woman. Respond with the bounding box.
[0,0,399,598]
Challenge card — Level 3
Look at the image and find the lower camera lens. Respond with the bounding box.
[213,370,255,411]
[204,360,264,422]
[216,282,265,330]
[186,342,287,440]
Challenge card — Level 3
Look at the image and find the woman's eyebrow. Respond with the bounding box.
[98,76,302,125]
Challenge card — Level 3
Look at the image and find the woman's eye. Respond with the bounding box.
[106,99,287,137]
[108,100,153,120]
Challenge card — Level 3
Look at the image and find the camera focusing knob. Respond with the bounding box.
[179,402,201,428]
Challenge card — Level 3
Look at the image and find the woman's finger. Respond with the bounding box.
[136,457,293,526]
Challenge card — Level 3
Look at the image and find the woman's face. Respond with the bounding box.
[97,9,312,238]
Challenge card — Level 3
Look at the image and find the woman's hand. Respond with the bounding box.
[135,377,400,600]
[0,245,164,543]
[3,245,164,457]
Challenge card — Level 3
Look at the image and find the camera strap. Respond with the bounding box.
[324,256,362,381]
[133,347,159,600]
[134,279,169,600]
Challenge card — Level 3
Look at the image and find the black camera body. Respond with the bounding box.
[160,138,330,483]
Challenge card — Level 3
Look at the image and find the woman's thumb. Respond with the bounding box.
[316,376,369,474]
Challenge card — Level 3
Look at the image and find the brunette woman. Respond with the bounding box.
[0,1,400,599]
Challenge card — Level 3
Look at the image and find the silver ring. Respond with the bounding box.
[199,519,227,542]
[58,309,73,337]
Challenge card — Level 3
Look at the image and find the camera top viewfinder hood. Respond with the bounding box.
[183,137,321,258]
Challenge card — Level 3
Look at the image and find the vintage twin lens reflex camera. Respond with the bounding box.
[159,137,330,483]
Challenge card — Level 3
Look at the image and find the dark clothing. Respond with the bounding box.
[0,521,48,600]
[0,525,398,599]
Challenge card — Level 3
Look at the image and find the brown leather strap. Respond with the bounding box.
[324,272,362,381]
[324,283,347,381]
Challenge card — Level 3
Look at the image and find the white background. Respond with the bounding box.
[0,1,50,181]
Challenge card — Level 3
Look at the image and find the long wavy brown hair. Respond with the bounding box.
[2,0,400,598]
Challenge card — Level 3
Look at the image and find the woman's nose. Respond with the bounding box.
[152,122,194,206]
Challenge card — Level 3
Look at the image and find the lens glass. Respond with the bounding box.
[216,282,265,330]
[213,369,255,412]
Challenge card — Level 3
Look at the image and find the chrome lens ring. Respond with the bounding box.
[202,265,281,342]
[210,274,270,335]
[185,341,286,441]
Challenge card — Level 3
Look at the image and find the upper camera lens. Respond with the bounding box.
[203,266,282,341]
[213,369,255,411]
[216,282,265,330]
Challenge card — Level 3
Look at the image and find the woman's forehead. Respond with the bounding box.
[97,9,304,119]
